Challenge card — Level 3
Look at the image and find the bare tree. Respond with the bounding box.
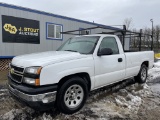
[123,18,133,30]
[155,25,160,49]
[132,28,137,47]
[123,18,160,51]
[143,27,151,48]
[141,25,160,51]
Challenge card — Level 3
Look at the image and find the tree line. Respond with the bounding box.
[123,18,160,52]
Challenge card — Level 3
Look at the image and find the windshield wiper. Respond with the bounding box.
[64,50,78,52]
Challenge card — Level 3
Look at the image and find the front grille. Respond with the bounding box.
[10,64,24,73]
[10,64,24,83]
[10,73,23,83]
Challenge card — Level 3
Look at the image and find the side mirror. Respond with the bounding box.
[97,48,113,56]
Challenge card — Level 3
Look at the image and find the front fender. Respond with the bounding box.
[39,57,95,89]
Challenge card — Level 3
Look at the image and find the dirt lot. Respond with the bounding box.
[0,67,160,120]
[0,70,8,85]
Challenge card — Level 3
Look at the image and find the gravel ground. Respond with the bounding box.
[0,67,160,120]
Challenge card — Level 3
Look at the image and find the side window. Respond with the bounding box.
[99,37,119,54]
[46,22,63,40]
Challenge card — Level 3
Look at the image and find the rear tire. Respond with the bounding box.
[56,76,88,114]
[134,64,148,84]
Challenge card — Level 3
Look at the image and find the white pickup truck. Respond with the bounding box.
[8,34,154,114]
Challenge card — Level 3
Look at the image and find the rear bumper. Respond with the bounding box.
[8,76,58,111]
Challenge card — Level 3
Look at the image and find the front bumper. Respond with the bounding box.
[8,76,58,111]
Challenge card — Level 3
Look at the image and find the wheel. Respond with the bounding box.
[56,76,88,114]
[134,64,148,84]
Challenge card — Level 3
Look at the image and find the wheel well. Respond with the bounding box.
[142,61,149,68]
[58,73,91,91]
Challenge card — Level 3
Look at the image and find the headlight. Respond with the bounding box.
[24,67,42,86]
[23,77,40,86]
[25,67,42,74]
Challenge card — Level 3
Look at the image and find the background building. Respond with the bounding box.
[0,3,129,70]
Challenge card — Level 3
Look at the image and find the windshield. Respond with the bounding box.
[57,36,100,54]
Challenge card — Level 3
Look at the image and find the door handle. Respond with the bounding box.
[118,58,123,62]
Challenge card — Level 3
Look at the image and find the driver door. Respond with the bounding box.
[94,37,125,88]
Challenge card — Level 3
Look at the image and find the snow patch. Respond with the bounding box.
[154,62,160,68]
[0,93,4,96]
[148,63,160,82]
[41,113,53,120]
[1,109,23,120]
[115,93,142,113]
[0,89,8,92]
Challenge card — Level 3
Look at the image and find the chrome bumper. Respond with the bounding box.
[8,85,57,104]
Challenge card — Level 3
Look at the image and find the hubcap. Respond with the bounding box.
[64,84,84,108]
[141,68,147,81]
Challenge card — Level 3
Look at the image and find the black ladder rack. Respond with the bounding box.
[61,25,153,51]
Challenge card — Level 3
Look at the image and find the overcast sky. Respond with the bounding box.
[0,0,159,30]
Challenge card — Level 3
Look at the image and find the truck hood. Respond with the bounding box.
[12,51,89,68]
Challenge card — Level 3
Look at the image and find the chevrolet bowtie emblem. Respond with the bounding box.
[10,68,14,74]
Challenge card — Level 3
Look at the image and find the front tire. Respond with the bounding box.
[56,76,88,114]
[134,64,148,84]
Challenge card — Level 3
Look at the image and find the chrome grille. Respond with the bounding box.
[10,73,23,83]
[10,64,24,83]
[10,64,24,74]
